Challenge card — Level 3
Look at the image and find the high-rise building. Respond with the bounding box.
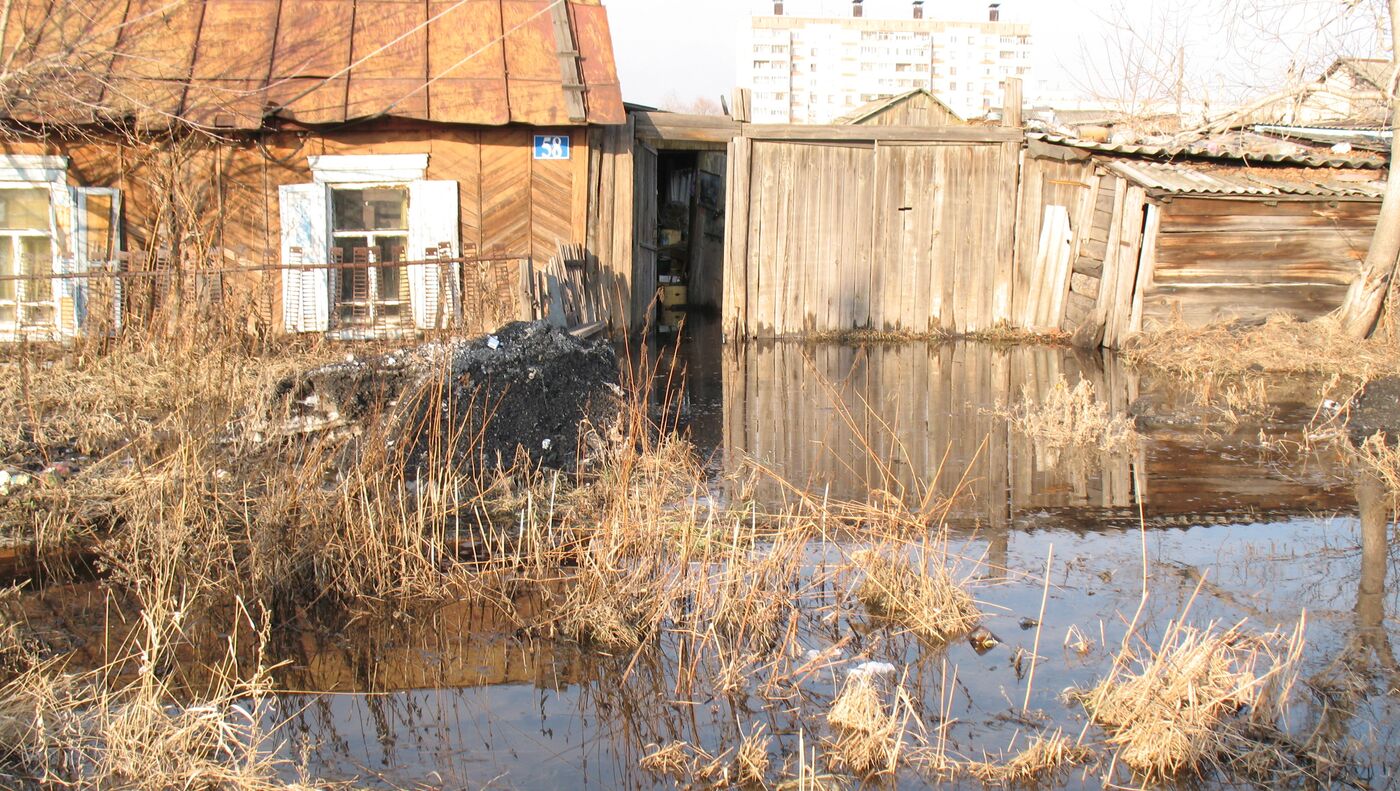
[738,1,1033,124]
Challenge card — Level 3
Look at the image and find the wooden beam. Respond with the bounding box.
[1002,77,1023,128]
[742,124,1025,143]
[549,2,588,123]
[632,110,741,147]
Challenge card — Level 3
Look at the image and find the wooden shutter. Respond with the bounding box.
[279,183,330,333]
[408,180,459,329]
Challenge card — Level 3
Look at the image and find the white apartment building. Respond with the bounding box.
[739,1,1033,124]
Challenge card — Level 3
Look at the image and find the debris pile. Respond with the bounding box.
[258,322,621,471]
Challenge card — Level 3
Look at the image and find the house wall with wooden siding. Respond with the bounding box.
[3,124,595,334]
[723,128,1022,338]
[1141,197,1377,326]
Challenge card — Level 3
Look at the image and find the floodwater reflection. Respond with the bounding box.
[668,331,1354,528]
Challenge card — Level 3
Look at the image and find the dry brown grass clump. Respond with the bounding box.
[1126,314,1400,381]
[1073,620,1306,783]
[1004,376,1139,453]
[825,674,905,776]
[638,728,772,788]
[851,548,979,643]
[963,731,1093,786]
[1355,432,1400,492]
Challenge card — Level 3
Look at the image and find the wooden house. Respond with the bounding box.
[832,89,965,127]
[0,0,626,340]
[1018,134,1387,346]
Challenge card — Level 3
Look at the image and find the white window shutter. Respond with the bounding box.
[50,185,77,336]
[408,180,459,329]
[279,183,330,333]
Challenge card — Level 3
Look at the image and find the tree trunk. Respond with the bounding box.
[1336,0,1400,339]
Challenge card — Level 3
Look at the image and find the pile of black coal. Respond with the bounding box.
[257,322,621,471]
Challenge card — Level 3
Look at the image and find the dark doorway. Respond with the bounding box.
[653,149,726,333]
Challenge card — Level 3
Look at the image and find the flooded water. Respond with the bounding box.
[14,328,1400,789]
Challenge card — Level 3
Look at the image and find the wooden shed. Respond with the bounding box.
[0,0,627,340]
[832,89,966,127]
[1016,134,1387,346]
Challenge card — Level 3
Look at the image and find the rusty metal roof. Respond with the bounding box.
[1102,160,1388,199]
[1028,132,1386,169]
[0,0,625,130]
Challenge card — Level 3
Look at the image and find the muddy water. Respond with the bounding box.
[16,334,1400,789]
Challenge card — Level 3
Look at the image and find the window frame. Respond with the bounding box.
[0,182,60,335]
[327,182,412,331]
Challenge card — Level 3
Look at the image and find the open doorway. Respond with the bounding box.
[653,150,726,334]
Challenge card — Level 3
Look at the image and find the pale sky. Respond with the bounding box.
[604,0,1392,112]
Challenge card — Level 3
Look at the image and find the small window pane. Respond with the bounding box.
[84,193,115,261]
[0,242,14,302]
[22,236,52,278]
[332,187,407,232]
[0,188,51,231]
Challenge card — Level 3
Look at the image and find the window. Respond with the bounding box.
[0,187,54,329]
[330,186,409,329]
[281,154,459,336]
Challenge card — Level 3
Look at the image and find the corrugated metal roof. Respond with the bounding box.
[0,0,625,129]
[1028,133,1386,169]
[1102,160,1388,198]
[1252,124,1393,153]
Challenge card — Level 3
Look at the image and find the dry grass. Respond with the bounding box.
[851,546,980,643]
[804,328,950,345]
[1073,619,1312,783]
[825,674,906,776]
[0,598,321,790]
[1355,432,1400,492]
[963,731,1093,785]
[1002,376,1140,454]
[1126,314,1400,381]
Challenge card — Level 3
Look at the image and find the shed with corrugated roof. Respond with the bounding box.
[1016,133,1388,346]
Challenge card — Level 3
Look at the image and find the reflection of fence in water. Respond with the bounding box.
[719,341,1142,526]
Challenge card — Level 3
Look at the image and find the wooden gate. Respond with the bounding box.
[722,126,1023,338]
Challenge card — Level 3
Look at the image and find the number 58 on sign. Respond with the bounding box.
[533,135,570,160]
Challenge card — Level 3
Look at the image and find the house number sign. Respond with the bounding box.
[533,135,571,160]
